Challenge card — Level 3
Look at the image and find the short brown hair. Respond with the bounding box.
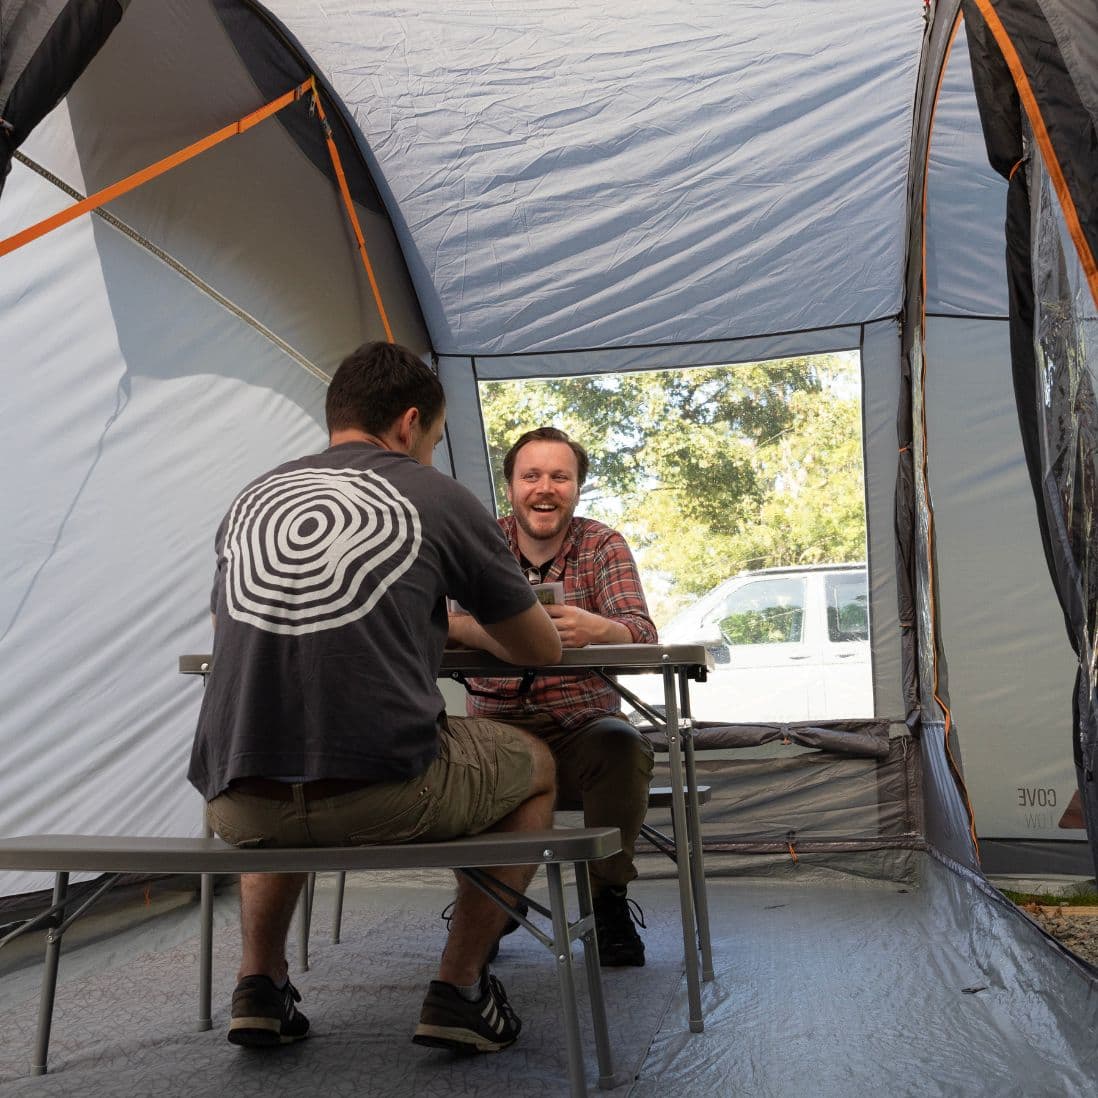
[502,427,589,486]
[325,342,445,436]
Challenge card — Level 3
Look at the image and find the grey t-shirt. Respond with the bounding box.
[188,441,536,800]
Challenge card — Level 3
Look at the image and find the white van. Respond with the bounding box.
[634,563,873,723]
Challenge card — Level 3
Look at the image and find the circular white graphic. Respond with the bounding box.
[222,466,422,635]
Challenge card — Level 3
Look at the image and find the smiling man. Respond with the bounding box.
[448,426,657,966]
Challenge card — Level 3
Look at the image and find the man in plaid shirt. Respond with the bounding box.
[449,427,657,966]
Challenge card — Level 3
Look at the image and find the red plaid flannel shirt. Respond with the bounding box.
[467,516,657,729]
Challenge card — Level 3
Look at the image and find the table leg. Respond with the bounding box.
[663,666,703,1033]
[679,670,714,982]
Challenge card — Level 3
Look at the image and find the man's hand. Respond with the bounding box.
[448,605,562,665]
[545,603,631,647]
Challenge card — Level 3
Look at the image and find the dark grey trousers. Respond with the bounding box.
[503,711,654,895]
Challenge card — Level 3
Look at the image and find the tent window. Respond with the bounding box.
[478,351,870,723]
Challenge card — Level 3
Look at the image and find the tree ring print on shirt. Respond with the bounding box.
[222,467,422,635]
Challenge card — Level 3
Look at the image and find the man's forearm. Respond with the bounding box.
[447,612,521,661]
[590,615,633,644]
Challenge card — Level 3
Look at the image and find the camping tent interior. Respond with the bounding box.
[1,0,1096,1093]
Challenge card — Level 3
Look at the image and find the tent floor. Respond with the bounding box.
[1,855,1096,1096]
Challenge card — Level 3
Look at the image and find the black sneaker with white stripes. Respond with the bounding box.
[227,974,310,1047]
[412,970,522,1054]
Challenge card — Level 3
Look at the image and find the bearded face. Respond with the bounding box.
[506,440,581,545]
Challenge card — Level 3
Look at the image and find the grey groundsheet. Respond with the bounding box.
[2,859,1097,1096]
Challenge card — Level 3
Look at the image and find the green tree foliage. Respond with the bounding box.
[481,354,866,619]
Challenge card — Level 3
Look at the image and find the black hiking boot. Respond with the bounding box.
[593,887,646,967]
[412,970,522,1054]
[227,974,310,1047]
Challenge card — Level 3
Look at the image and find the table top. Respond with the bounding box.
[180,643,711,679]
[441,643,711,678]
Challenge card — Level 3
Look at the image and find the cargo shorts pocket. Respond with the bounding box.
[205,799,271,848]
[345,782,439,844]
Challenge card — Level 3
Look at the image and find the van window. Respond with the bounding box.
[709,577,806,645]
[825,571,869,642]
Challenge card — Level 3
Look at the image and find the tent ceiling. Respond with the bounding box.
[267,1,928,355]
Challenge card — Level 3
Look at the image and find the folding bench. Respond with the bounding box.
[0,826,623,1097]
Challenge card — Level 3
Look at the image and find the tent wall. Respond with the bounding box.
[0,0,433,895]
[49,0,429,368]
[959,0,1098,873]
[913,12,1084,868]
[861,320,905,723]
[924,19,1009,319]
[0,112,329,896]
[923,316,1081,859]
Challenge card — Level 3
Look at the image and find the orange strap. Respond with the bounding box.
[308,85,394,342]
[969,0,1098,309]
[0,79,313,260]
[0,76,395,343]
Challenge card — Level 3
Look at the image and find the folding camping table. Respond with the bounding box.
[441,642,715,1032]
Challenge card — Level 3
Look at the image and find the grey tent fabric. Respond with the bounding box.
[270,1,925,354]
[925,19,1009,318]
[0,0,128,196]
[962,0,1098,874]
[0,0,1094,895]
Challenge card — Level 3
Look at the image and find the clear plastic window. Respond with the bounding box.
[825,571,869,643]
[707,577,807,645]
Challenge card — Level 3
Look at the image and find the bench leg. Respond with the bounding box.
[298,873,315,971]
[546,863,589,1098]
[574,862,617,1090]
[332,872,346,944]
[198,873,213,1031]
[32,871,68,1076]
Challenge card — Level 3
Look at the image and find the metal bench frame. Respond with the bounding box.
[314,784,712,969]
[0,828,622,1097]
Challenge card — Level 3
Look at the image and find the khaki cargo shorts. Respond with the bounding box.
[206,716,534,848]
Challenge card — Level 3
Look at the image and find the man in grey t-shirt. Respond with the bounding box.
[190,341,561,1055]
